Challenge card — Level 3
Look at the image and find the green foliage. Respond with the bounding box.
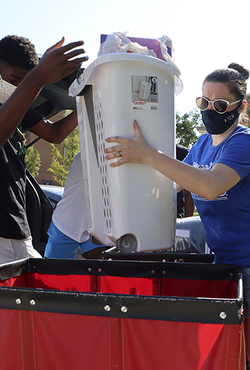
[48,126,80,186]
[25,144,41,178]
[176,109,202,148]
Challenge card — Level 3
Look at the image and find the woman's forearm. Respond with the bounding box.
[145,147,240,200]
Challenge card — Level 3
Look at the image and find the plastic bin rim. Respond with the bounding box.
[69,53,183,98]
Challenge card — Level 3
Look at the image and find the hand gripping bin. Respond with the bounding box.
[69,53,183,252]
[0,258,246,370]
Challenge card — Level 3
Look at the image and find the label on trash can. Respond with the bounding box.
[132,75,158,110]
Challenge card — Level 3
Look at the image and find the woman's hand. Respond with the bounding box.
[104,120,151,167]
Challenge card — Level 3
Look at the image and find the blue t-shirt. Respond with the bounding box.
[183,125,250,266]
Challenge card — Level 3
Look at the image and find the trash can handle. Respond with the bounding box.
[76,68,85,84]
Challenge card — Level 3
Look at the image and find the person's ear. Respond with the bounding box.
[239,100,247,113]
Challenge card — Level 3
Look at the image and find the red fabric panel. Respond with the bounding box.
[0,309,245,370]
[0,309,37,370]
[25,272,95,292]
[97,276,237,298]
[33,312,113,369]
[96,276,161,296]
[0,274,27,288]
[0,273,237,300]
[121,319,246,370]
[160,278,237,298]
[0,309,24,370]
[197,322,246,369]
[1,273,162,296]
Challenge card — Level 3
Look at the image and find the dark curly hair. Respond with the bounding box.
[0,35,39,70]
[203,62,249,101]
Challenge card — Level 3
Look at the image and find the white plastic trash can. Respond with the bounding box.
[69,53,183,252]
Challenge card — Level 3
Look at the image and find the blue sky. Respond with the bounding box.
[2,0,250,115]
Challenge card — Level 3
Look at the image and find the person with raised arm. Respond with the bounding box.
[0,35,88,263]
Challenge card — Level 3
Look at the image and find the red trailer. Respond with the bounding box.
[0,257,245,370]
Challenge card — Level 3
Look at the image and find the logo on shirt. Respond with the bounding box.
[9,127,26,156]
[192,192,228,202]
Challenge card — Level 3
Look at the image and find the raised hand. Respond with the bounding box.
[34,37,88,85]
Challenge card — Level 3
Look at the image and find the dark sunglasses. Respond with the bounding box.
[196,96,242,114]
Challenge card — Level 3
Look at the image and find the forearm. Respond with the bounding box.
[0,70,44,146]
[29,111,78,144]
[49,111,78,143]
[145,147,238,200]
[105,120,240,200]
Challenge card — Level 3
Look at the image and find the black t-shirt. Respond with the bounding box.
[0,108,43,239]
[176,144,189,218]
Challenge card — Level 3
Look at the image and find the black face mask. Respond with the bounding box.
[201,104,241,135]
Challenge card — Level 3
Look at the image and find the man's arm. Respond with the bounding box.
[0,38,86,147]
[29,110,78,144]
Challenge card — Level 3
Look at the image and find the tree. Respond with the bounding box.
[48,126,80,186]
[25,143,41,178]
[176,109,202,148]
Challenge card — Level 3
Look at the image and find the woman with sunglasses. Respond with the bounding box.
[104,63,250,354]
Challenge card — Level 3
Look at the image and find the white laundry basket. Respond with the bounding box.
[69,53,182,252]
